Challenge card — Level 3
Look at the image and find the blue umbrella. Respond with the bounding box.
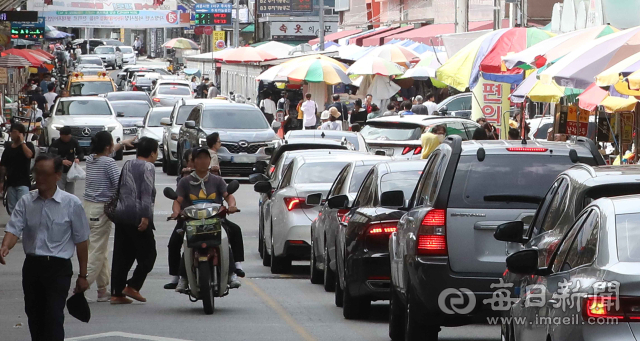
[183,68,202,77]
[45,30,74,40]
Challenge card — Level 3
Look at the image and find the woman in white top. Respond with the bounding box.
[320,107,342,131]
[190,76,198,91]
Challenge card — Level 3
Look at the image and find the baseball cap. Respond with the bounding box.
[320,110,330,120]
[192,147,212,160]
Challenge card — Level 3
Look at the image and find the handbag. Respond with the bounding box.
[104,160,128,223]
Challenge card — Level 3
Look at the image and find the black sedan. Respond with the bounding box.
[333,159,426,319]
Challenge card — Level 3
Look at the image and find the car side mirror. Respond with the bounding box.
[439,106,448,114]
[327,194,349,209]
[494,221,525,243]
[506,249,540,275]
[306,193,323,206]
[117,112,125,117]
[160,117,171,126]
[249,173,268,184]
[253,181,272,194]
[380,190,405,208]
[184,120,196,129]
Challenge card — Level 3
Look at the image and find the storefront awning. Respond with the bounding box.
[242,24,255,33]
[309,29,362,45]
[350,27,396,46]
[383,20,509,45]
[362,26,414,46]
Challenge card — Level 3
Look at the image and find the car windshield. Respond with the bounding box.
[361,123,423,141]
[157,85,191,96]
[111,101,150,117]
[381,171,421,200]
[69,81,114,96]
[79,58,102,65]
[295,162,350,184]
[176,105,196,125]
[349,166,373,193]
[201,108,269,129]
[450,154,597,209]
[148,109,172,127]
[120,47,133,54]
[107,92,149,102]
[56,100,111,116]
[94,47,114,54]
[135,78,153,85]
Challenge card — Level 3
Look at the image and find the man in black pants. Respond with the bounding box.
[0,154,90,341]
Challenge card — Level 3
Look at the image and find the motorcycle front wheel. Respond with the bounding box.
[198,262,215,315]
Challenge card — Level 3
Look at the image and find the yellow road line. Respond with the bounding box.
[244,278,317,341]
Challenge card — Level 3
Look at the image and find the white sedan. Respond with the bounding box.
[137,106,173,163]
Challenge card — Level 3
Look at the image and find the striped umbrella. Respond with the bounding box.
[1,49,48,66]
[257,55,349,84]
[216,46,277,63]
[0,54,30,68]
[278,56,350,85]
[362,44,420,67]
[162,38,199,50]
[346,56,405,77]
[398,51,448,80]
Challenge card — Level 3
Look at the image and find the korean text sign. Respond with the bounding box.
[472,76,511,139]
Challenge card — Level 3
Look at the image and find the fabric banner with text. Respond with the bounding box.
[472,76,511,139]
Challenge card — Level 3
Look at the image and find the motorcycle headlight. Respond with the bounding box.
[183,206,217,219]
[106,124,118,132]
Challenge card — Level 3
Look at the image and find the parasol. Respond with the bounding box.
[162,38,199,50]
[277,56,350,85]
[216,46,277,63]
[1,49,48,67]
[346,56,405,77]
[0,54,30,68]
[398,51,448,80]
[361,44,420,68]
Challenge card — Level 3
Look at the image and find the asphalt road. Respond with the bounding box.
[0,61,501,341]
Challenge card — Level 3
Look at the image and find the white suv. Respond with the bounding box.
[46,96,124,159]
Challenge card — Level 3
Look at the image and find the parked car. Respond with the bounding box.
[361,115,480,158]
[45,96,124,159]
[177,102,279,176]
[494,164,640,341]
[284,130,369,153]
[92,45,123,70]
[116,66,170,91]
[110,100,151,141]
[103,91,152,107]
[76,55,104,69]
[505,194,640,341]
[387,136,604,341]
[126,73,163,92]
[73,38,105,54]
[309,156,391,291]
[150,80,193,107]
[253,153,356,273]
[436,92,472,116]
[137,107,172,164]
[120,46,136,65]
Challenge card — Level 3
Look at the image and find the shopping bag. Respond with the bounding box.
[67,162,86,181]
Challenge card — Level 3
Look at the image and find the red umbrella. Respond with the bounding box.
[1,49,47,66]
[30,48,55,60]
[215,47,277,63]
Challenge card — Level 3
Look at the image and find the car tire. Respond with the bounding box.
[112,64,116,70]
[309,238,323,284]
[167,159,178,176]
[258,209,264,258]
[162,154,168,173]
[405,285,438,341]
[334,271,343,308]
[114,148,123,161]
[389,287,406,341]
[343,285,371,320]
[262,237,271,266]
[270,250,291,274]
[323,243,335,292]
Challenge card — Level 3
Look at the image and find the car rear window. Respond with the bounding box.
[120,47,133,53]
[201,108,269,129]
[158,85,191,95]
[616,213,640,262]
[349,166,373,193]
[582,184,640,210]
[111,101,150,117]
[94,46,114,54]
[360,123,423,141]
[381,171,421,200]
[295,162,349,184]
[79,58,102,65]
[449,154,595,209]
[107,92,149,102]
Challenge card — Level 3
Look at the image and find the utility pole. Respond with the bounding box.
[234,0,240,47]
[254,0,259,43]
[319,0,324,51]
[493,0,501,30]
[455,0,469,33]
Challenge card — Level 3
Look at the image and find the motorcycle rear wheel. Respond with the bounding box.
[198,262,215,315]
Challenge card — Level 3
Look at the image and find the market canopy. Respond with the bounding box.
[362,26,414,47]
[347,56,405,76]
[0,54,30,68]
[255,41,294,58]
[527,74,565,103]
[1,49,48,66]
[595,51,640,86]
[577,83,609,111]
[360,44,420,68]
[600,96,638,113]
[309,29,362,45]
[383,20,508,45]
[216,47,277,63]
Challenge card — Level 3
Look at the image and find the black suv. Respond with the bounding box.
[387,136,604,341]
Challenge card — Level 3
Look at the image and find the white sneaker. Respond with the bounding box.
[229,274,241,289]
[175,277,188,293]
[97,288,111,302]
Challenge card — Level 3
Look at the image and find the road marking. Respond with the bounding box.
[65,331,191,341]
[244,278,317,341]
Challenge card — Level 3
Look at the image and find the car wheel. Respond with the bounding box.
[162,153,168,173]
[323,243,335,292]
[270,240,291,275]
[309,238,323,284]
[262,236,271,267]
[343,284,371,320]
[258,209,264,258]
[389,286,406,340]
[167,158,178,176]
[405,285,438,341]
[112,64,116,70]
[334,269,343,307]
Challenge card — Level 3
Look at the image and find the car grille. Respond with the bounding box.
[221,142,267,154]
[219,161,254,176]
[69,126,105,138]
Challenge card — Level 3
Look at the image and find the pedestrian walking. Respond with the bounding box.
[207,132,221,176]
[83,131,131,302]
[301,93,318,130]
[367,104,381,120]
[207,82,219,98]
[411,95,429,115]
[277,91,290,117]
[349,98,368,127]
[425,92,438,115]
[190,76,198,92]
[110,137,158,304]
[48,126,83,194]
[0,154,90,341]
[44,83,57,112]
[196,78,209,98]
[0,123,35,214]
[260,93,277,124]
[320,107,342,130]
[364,94,373,113]
[420,124,447,159]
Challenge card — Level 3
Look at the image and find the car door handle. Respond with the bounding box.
[473,221,506,230]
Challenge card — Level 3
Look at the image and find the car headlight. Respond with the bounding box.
[199,138,207,147]
[106,124,118,132]
[170,133,179,141]
[50,124,64,131]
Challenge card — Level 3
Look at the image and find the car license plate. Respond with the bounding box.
[79,140,91,147]
[231,155,254,163]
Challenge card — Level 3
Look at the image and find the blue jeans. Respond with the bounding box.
[7,186,30,215]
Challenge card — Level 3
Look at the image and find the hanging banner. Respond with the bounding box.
[213,31,226,51]
[472,76,511,139]
[566,105,590,137]
[28,0,177,11]
[40,11,186,28]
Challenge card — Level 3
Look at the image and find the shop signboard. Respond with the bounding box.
[597,112,634,143]
[28,0,177,11]
[213,31,226,51]
[11,17,46,40]
[471,76,511,139]
[0,11,38,22]
[40,10,186,28]
[270,21,338,41]
[565,105,590,137]
[194,3,232,26]
[258,0,314,14]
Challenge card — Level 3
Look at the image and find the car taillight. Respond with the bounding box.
[337,208,350,221]
[283,197,310,211]
[417,209,447,255]
[413,146,422,155]
[507,147,548,152]
[131,81,136,85]
[133,86,138,91]
[402,146,413,155]
[367,221,398,235]
[581,296,640,321]
[341,213,351,224]
[269,165,275,175]
[152,97,161,102]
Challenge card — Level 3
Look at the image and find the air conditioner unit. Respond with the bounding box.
[324,8,335,15]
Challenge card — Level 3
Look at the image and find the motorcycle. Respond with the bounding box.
[163,180,241,315]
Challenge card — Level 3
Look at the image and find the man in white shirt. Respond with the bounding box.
[44,83,57,112]
[425,92,439,115]
[259,93,277,124]
[300,93,318,130]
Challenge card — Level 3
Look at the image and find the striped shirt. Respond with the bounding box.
[83,154,120,203]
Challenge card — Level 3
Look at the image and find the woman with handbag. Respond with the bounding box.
[110,137,158,304]
[83,131,132,303]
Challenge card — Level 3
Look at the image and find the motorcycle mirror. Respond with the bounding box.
[163,187,178,200]
[226,180,240,195]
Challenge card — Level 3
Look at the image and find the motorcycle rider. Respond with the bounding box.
[171,147,244,290]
